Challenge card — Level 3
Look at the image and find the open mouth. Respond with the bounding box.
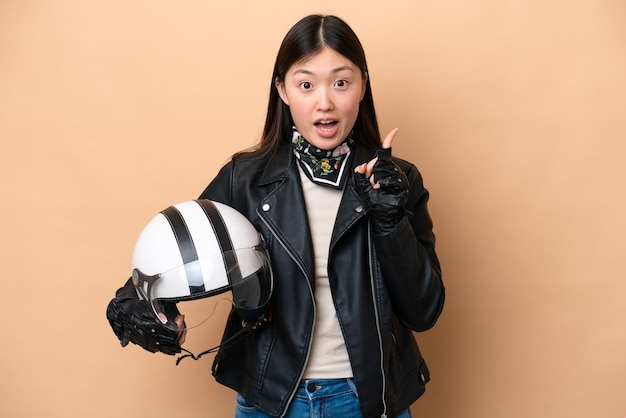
[315,120,338,130]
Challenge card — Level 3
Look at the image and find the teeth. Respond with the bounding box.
[319,120,334,124]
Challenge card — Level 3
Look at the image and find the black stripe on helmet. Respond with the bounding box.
[161,206,205,294]
[196,200,243,286]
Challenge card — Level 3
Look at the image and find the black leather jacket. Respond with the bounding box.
[199,143,444,418]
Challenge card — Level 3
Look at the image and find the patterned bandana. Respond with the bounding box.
[291,128,355,190]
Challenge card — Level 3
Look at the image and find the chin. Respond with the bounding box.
[315,140,343,150]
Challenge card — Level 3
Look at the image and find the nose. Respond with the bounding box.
[316,88,334,112]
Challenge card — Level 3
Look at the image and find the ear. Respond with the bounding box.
[275,78,289,106]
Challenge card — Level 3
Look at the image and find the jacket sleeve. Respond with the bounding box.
[371,161,444,332]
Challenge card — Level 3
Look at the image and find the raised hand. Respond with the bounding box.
[354,128,409,234]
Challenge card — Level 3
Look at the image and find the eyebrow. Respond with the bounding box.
[292,66,356,76]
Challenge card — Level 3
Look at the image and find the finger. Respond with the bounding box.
[366,158,377,178]
[354,167,373,192]
[354,162,367,174]
[382,128,398,149]
[354,160,378,184]
[175,315,187,344]
[364,158,382,188]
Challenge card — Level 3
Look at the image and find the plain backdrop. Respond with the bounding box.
[1,1,625,417]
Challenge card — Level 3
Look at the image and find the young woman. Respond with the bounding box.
[198,14,445,418]
[108,14,444,418]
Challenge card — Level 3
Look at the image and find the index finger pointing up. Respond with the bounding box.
[382,128,398,149]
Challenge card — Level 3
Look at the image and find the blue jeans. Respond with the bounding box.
[234,378,412,418]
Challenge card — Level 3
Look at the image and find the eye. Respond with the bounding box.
[335,80,348,88]
[300,81,312,90]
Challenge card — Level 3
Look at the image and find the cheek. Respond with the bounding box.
[339,96,362,120]
[287,108,308,134]
[286,100,309,121]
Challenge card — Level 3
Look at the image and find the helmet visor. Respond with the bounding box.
[132,245,273,330]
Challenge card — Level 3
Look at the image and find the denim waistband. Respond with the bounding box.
[295,378,358,400]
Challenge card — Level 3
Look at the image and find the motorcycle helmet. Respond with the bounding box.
[131,199,273,327]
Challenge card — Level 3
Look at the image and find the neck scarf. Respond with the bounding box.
[291,128,354,190]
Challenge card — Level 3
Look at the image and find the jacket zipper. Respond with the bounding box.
[257,208,316,418]
[367,221,388,418]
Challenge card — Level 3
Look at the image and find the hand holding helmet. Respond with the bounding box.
[106,295,184,355]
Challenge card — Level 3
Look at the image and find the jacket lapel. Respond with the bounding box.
[256,144,375,279]
[331,145,373,251]
[257,146,315,283]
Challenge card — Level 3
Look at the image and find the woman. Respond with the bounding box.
[199,14,444,418]
[107,14,444,418]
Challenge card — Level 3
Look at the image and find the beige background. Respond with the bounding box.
[1,1,625,417]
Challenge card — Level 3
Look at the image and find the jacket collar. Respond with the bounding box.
[258,142,376,185]
[258,145,294,186]
[257,142,375,252]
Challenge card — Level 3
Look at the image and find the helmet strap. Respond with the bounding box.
[175,314,269,365]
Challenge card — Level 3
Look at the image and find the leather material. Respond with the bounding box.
[106,283,182,355]
[197,143,444,418]
[354,147,410,234]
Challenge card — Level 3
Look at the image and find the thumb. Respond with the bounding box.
[382,128,398,149]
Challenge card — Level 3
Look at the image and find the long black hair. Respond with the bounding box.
[252,15,381,159]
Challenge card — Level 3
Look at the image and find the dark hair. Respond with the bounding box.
[252,14,381,158]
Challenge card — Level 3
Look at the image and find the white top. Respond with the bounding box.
[298,166,353,379]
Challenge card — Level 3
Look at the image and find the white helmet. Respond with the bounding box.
[131,200,273,325]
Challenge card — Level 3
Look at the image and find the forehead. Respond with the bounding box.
[289,47,360,75]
